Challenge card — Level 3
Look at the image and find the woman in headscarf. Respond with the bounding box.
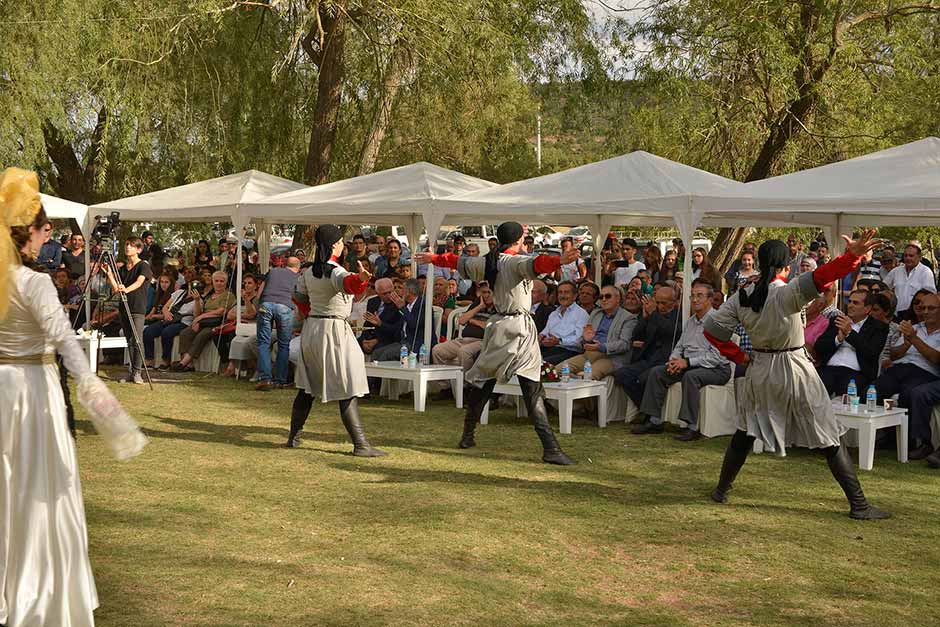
[415,222,579,465]
[704,231,890,520]
[288,224,386,456]
[0,168,147,626]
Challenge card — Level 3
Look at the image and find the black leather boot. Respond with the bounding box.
[711,430,754,503]
[287,390,314,448]
[823,445,891,520]
[459,380,496,449]
[518,377,575,465]
[339,397,387,457]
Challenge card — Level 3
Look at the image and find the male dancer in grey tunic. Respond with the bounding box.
[288,225,387,457]
[704,231,889,519]
[415,222,578,465]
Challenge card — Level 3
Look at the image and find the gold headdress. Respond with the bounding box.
[0,167,43,321]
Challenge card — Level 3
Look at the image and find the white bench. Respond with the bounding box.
[365,360,464,412]
[479,378,607,434]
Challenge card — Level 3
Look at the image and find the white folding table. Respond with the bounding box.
[365,361,464,412]
[76,335,128,372]
[832,401,909,471]
[479,378,607,434]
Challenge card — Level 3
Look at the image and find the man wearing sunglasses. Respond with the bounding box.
[558,285,637,381]
[37,219,62,273]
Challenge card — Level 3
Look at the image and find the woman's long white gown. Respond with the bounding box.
[0,266,146,627]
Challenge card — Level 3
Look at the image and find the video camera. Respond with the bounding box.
[92,211,121,243]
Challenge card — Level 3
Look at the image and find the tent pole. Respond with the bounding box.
[421,211,445,358]
[83,232,92,330]
[235,219,244,329]
[592,216,604,284]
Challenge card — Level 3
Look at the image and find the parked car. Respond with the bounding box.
[561,225,591,246]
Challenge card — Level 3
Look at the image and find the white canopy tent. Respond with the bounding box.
[696,137,940,253]
[91,170,307,327]
[239,162,498,357]
[436,151,749,319]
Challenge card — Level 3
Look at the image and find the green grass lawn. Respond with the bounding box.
[76,371,940,626]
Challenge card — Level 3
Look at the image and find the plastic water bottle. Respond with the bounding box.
[400,345,408,368]
[847,378,859,411]
[419,343,428,366]
[582,358,592,381]
[560,364,570,384]
[867,385,878,412]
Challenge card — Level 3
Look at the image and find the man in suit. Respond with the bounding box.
[815,289,888,396]
[360,277,405,357]
[558,284,637,380]
[632,280,732,441]
[612,285,680,408]
[372,279,437,361]
[530,278,555,334]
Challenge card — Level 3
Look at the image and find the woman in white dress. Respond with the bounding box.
[0,168,148,626]
[704,231,889,520]
[287,225,386,457]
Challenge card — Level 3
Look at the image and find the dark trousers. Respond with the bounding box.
[819,366,869,398]
[874,363,939,411]
[613,358,659,407]
[59,357,75,435]
[640,363,732,429]
[540,346,581,365]
[143,320,187,361]
[119,310,146,375]
[907,380,940,444]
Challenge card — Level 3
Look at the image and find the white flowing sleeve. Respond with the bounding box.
[26,272,148,460]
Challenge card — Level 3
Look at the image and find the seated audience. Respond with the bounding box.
[804,283,839,359]
[539,280,589,364]
[558,285,637,381]
[873,292,940,459]
[172,271,236,372]
[143,273,177,326]
[815,290,888,397]
[219,274,260,376]
[632,280,731,440]
[360,278,405,357]
[612,284,680,409]
[371,279,437,361]
[143,281,196,369]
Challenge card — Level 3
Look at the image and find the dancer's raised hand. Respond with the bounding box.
[842,229,882,257]
[357,260,372,283]
[413,251,436,265]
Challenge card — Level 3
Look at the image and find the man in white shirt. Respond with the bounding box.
[884,244,936,319]
[879,246,897,281]
[873,293,940,459]
[539,280,589,364]
[612,238,646,287]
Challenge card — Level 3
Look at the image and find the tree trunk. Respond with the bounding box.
[303,1,349,186]
[356,42,414,176]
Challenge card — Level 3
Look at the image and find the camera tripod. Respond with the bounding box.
[72,240,154,390]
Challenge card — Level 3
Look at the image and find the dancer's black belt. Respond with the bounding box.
[752,345,804,353]
[308,314,348,321]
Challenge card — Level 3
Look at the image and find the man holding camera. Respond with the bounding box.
[104,236,153,384]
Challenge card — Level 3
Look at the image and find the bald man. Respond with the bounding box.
[359,277,405,357]
[255,256,301,390]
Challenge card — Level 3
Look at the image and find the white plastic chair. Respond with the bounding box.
[447,304,470,340]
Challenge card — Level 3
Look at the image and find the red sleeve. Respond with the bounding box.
[812,251,861,292]
[342,274,369,296]
[425,252,459,270]
[704,330,747,365]
[533,254,562,275]
[293,296,311,318]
